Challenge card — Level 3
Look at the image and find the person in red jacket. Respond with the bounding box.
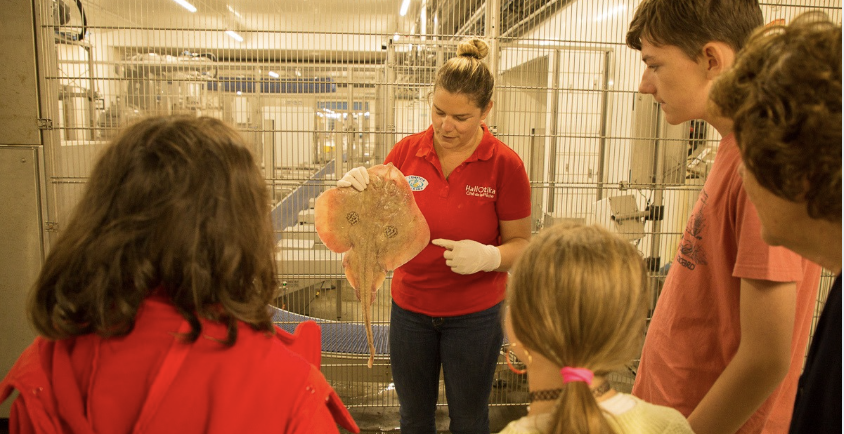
[0,116,358,434]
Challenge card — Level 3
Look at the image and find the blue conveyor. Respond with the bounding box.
[270,160,335,243]
[271,305,389,355]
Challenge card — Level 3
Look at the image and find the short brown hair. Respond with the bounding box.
[626,0,763,59]
[710,12,842,221]
[29,116,278,344]
[435,38,494,110]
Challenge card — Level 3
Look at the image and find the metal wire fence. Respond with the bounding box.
[34,0,841,409]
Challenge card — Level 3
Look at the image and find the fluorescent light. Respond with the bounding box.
[225,30,244,42]
[268,71,279,78]
[594,5,626,22]
[399,0,411,17]
[420,6,426,39]
[226,4,243,18]
[393,32,400,41]
[172,0,197,13]
[295,69,302,77]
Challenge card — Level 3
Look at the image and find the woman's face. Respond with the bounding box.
[431,88,492,152]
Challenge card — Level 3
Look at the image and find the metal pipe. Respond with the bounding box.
[279,274,348,280]
[85,45,96,135]
[612,210,650,222]
[547,50,561,213]
[455,5,485,37]
[35,1,62,251]
[347,66,355,168]
[500,43,612,52]
[648,111,667,307]
[334,125,343,180]
[499,0,565,39]
[528,127,546,232]
[650,127,667,222]
[485,0,500,131]
[385,42,397,161]
[595,51,611,201]
[336,279,343,321]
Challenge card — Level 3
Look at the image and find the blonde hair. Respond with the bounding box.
[435,38,494,109]
[506,223,650,434]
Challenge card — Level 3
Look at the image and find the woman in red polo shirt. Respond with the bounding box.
[0,116,358,434]
[339,38,532,434]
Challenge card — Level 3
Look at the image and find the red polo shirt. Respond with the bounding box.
[385,124,531,316]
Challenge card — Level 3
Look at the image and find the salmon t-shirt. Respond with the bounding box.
[632,134,822,433]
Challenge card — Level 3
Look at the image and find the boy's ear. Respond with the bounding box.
[699,41,736,80]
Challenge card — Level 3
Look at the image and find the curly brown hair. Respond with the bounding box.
[29,116,278,345]
[710,12,842,221]
[626,0,763,59]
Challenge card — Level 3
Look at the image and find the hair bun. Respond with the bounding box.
[456,38,489,60]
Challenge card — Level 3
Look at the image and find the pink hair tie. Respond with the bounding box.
[560,367,594,385]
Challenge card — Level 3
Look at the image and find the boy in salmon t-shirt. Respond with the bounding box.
[625,1,822,433]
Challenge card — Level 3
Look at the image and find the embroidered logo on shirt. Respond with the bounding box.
[407,175,428,191]
[465,185,496,199]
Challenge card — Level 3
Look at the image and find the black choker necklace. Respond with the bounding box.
[528,381,612,402]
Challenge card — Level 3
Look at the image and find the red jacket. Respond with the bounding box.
[0,296,358,434]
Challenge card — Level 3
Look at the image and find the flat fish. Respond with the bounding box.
[314,163,430,367]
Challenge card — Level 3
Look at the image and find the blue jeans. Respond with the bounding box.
[389,301,504,434]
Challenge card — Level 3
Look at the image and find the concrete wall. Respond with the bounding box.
[0,0,44,418]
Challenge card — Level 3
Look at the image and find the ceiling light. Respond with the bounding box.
[172,0,197,13]
[295,68,302,77]
[420,6,426,39]
[399,0,411,17]
[594,5,626,22]
[226,5,243,18]
[225,30,244,42]
[268,71,279,78]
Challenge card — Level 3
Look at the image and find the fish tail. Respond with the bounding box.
[361,272,376,369]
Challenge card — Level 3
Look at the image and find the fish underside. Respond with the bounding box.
[314,164,430,367]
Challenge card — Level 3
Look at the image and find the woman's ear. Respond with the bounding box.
[700,41,737,80]
[481,100,494,120]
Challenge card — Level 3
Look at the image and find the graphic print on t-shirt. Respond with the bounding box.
[677,190,709,270]
[465,184,496,199]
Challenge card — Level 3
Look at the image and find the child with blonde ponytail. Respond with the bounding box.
[498,223,693,434]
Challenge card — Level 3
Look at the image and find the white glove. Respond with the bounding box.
[431,238,501,275]
[336,166,369,191]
